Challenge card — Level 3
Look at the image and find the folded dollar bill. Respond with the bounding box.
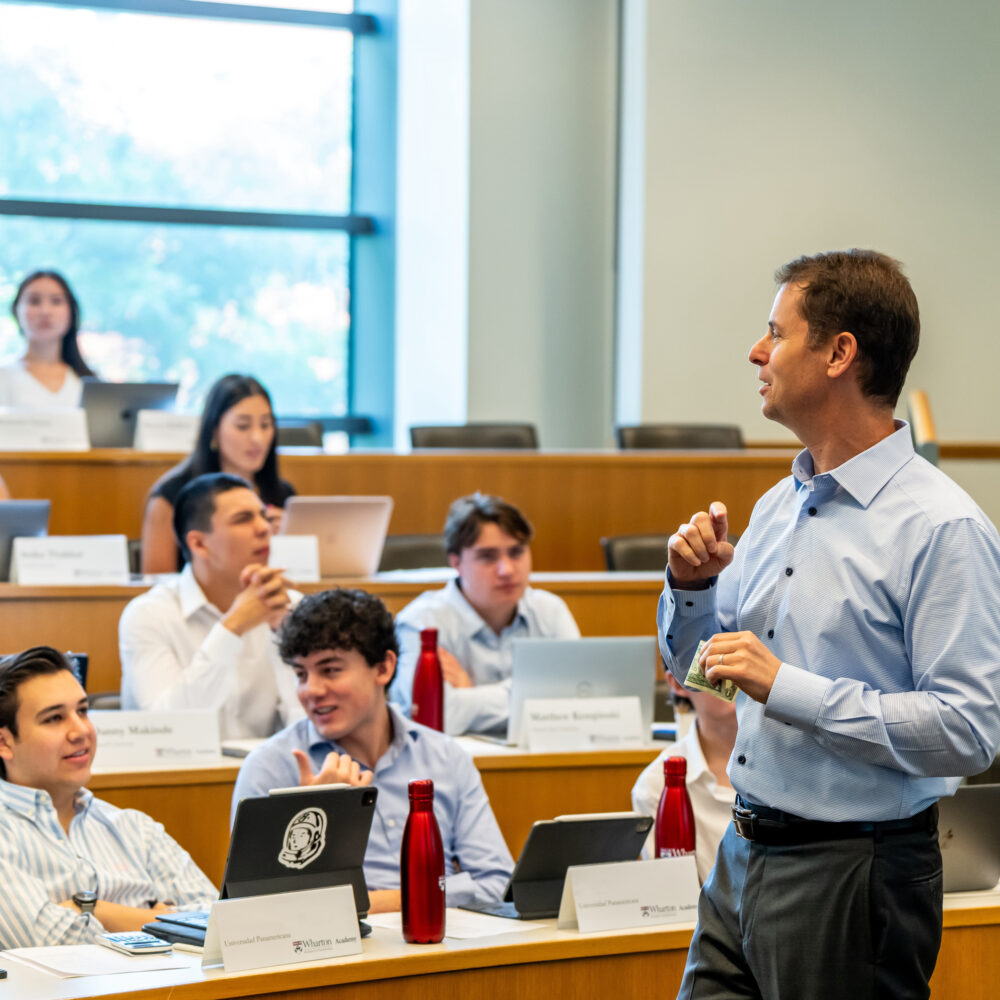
[684,639,739,702]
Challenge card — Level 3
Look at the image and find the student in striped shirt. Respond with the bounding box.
[0,646,215,948]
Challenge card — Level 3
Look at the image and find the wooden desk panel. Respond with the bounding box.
[89,746,661,887]
[0,573,664,693]
[4,900,996,999]
[0,449,793,569]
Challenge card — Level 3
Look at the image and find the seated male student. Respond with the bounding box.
[390,493,580,735]
[232,589,514,912]
[0,646,216,947]
[119,472,303,740]
[631,676,737,884]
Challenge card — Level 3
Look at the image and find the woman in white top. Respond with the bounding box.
[0,271,96,410]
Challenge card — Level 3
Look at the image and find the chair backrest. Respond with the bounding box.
[378,534,450,572]
[409,423,539,449]
[616,424,744,450]
[127,538,142,575]
[600,534,670,572]
[906,389,938,466]
[276,420,324,448]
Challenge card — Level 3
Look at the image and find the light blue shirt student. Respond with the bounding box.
[232,705,513,910]
[391,578,579,735]
[660,424,1000,822]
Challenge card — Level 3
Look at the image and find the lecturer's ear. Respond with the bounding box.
[826,332,858,381]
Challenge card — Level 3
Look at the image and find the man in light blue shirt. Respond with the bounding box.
[391,494,580,734]
[232,588,514,913]
[0,646,215,947]
[662,250,1000,999]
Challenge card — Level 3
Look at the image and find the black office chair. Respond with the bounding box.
[600,534,670,572]
[276,420,324,448]
[615,424,744,450]
[127,539,142,575]
[409,423,539,449]
[378,534,450,572]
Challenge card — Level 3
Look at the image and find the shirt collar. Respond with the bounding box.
[304,704,419,763]
[791,421,914,508]
[178,564,218,619]
[0,779,93,820]
[443,577,528,639]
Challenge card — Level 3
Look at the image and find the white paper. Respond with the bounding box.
[524,696,645,751]
[90,710,220,767]
[12,535,130,585]
[0,410,89,451]
[269,534,321,583]
[133,410,198,452]
[365,908,545,939]
[3,945,188,978]
[203,885,362,972]
[557,857,700,933]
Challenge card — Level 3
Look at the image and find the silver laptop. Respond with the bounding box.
[504,636,657,746]
[0,500,51,581]
[81,379,179,448]
[280,496,393,577]
[939,783,1000,892]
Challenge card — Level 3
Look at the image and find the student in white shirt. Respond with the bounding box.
[631,675,737,884]
[391,493,579,735]
[0,271,96,410]
[0,646,215,947]
[120,472,302,739]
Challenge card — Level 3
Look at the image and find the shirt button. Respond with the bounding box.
[737,754,746,765]
[685,601,694,607]
[387,819,396,828]
[767,629,774,639]
[785,567,793,577]
[808,507,817,516]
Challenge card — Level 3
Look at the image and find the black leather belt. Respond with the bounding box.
[731,796,937,846]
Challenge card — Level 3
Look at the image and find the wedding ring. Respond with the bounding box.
[718,654,725,666]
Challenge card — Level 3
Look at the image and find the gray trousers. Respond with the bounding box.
[677,819,943,1000]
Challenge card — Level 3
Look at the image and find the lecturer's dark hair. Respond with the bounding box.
[775,249,919,407]
[11,271,96,378]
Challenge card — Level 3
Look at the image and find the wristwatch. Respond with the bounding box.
[72,890,98,915]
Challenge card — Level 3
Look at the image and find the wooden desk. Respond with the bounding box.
[0,571,664,693]
[0,448,793,569]
[4,896,998,999]
[90,744,662,887]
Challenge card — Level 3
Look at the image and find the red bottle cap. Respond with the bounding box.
[408,779,435,802]
[664,756,687,779]
[420,628,438,649]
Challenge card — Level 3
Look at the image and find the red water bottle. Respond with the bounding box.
[411,628,444,731]
[401,779,446,943]
[655,756,696,858]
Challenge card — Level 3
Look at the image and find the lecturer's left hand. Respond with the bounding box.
[700,631,782,704]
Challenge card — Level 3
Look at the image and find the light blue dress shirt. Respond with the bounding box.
[391,578,580,734]
[231,705,514,909]
[0,780,216,948]
[659,424,1000,822]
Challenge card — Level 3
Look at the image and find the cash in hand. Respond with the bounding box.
[684,639,739,702]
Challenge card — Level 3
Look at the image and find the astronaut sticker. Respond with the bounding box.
[278,807,327,869]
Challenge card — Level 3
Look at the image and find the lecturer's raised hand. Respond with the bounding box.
[667,501,735,586]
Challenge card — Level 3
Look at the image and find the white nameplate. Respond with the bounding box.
[202,885,362,973]
[90,710,220,768]
[0,409,89,450]
[557,856,700,933]
[134,410,197,451]
[269,534,321,583]
[11,535,129,585]
[523,696,644,751]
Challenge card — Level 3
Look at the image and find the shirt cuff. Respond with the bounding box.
[671,583,718,618]
[444,871,477,909]
[764,662,831,729]
[204,621,245,664]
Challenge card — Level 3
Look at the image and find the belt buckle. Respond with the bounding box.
[732,802,758,841]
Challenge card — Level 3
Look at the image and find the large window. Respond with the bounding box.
[0,0,375,418]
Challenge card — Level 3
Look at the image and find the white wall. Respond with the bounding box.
[624,0,1000,449]
[465,0,619,448]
